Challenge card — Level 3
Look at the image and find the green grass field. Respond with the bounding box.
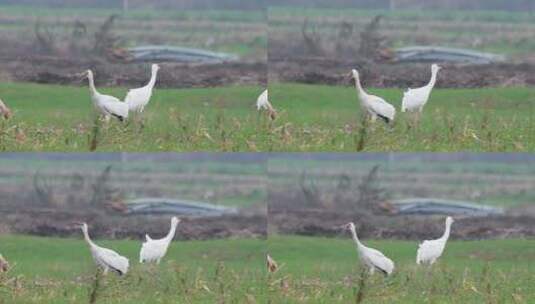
[0,82,266,151]
[0,235,266,303]
[1,234,534,303]
[1,82,534,151]
[270,83,535,152]
[268,235,535,303]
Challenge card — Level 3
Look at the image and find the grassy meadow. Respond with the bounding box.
[0,82,533,152]
[0,235,266,303]
[267,235,535,303]
[1,234,534,303]
[269,83,535,152]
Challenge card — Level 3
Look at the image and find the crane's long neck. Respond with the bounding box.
[427,69,438,89]
[82,228,96,248]
[354,75,367,100]
[441,222,452,241]
[147,69,158,88]
[88,75,98,97]
[350,227,364,250]
[165,222,178,242]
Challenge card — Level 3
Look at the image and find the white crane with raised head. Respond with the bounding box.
[416,216,454,265]
[79,223,129,275]
[256,89,276,120]
[125,63,160,113]
[401,64,441,122]
[344,222,395,276]
[139,216,180,264]
[351,69,395,124]
[85,70,128,122]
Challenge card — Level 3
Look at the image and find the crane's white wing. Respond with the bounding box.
[368,95,396,122]
[256,89,270,110]
[99,95,129,119]
[416,239,445,264]
[140,239,169,263]
[94,246,129,275]
[401,86,429,112]
[364,246,395,275]
[125,86,152,112]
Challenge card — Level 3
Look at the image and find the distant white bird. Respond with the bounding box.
[125,64,160,113]
[351,69,395,124]
[80,223,129,275]
[86,70,128,122]
[416,216,454,265]
[0,254,9,272]
[344,222,395,276]
[0,98,12,119]
[256,89,276,120]
[401,64,441,115]
[266,254,278,273]
[140,216,180,264]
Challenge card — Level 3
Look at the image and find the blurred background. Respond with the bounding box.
[268,153,535,240]
[0,153,267,239]
[268,0,535,87]
[0,0,267,88]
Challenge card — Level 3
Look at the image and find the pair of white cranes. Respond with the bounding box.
[256,64,441,124]
[351,64,441,124]
[86,63,160,122]
[267,216,454,276]
[79,216,180,275]
[343,216,454,276]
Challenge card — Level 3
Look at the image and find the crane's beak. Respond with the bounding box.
[69,221,84,229]
[72,72,87,83]
[337,223,350,231]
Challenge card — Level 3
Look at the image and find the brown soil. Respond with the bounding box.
[268,188,535,240]
[269,56,535,88]
[0,207,267,240]
[269,208,535,241]
[0,55,266,88]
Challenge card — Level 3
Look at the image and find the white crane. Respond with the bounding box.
[344,222,395,276]
[79,223,129,275]
[401,64,441,121]
[416,216,454,265]
[139,216,180,264]
[351,69,395,124]
[256,89,276,120]
[0,98,12,119]
[85,70,128,122]
[125,64,160,113]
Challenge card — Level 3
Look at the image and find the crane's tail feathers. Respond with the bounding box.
[376,266,389,276]
[111,113,125,122]
[107,264,126,276]
[377,114,391,124]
